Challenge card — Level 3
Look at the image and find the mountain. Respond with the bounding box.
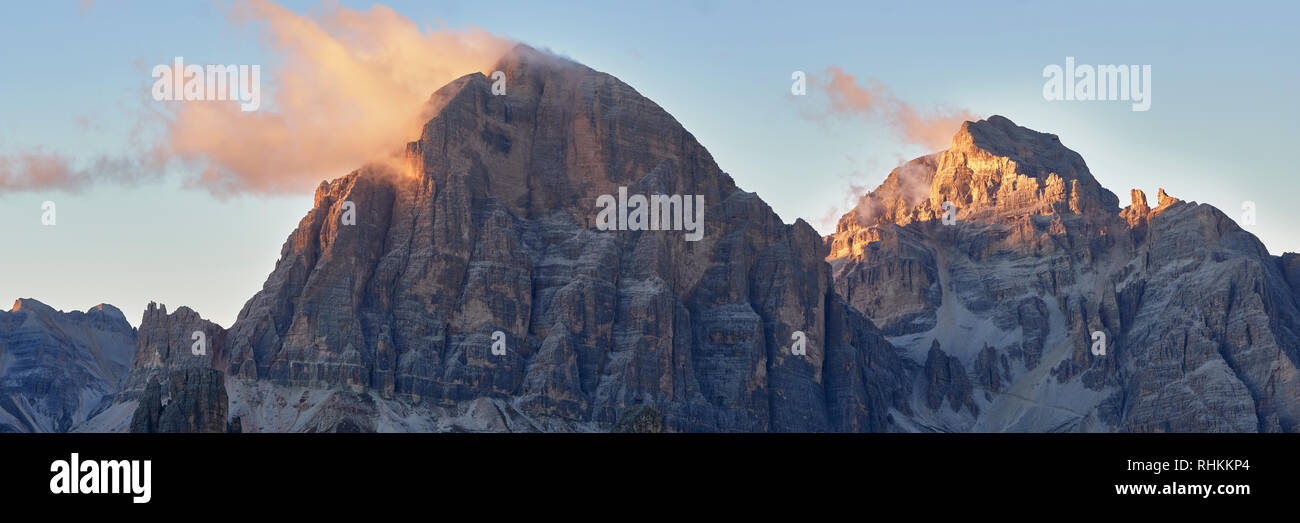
[71,48,1299,433]
[826,115,1300,432]
[0,299,135,432]
[68,301,232,433]
[89,44,912,432]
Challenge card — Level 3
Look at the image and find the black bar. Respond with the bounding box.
[1,433,1286,513]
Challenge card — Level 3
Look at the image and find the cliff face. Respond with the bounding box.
[120,302,228,399]
[0,299,135,432]
[108,303,232,433]
[826,115,1300,432]
[210,44,911,432]
[130,368,231,433]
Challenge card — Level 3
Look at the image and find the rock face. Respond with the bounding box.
[0,299,135,432]
[1280,253,1300,300]
[120,302,227,399]
[611,405,664,433]
[923,341,977,416]
[130,368,229,433]
[203,44,912,432]
[119,303,231,433]
[826,115,1300,432]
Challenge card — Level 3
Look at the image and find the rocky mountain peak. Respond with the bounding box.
[491,43,587,81]
[327,41,733,226]
[199,44,914,433]
[827,115,1121,262]
[933,115,1119,221]
[1156,187,1179,207]
[1120,187,1182,228]
[1130,188,1150,209]
[88,303,128,323]
[10,298,49,314]
[948,115,1084,180]
[7,298,129,326]
[1,298,135,432]
[825,112,1300,433]
[131,302,226,383]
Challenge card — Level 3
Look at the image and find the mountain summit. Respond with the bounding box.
[827,115,1300,432]
[152,44,913,432]
[828,115,1119,261]
[0,299,134,432]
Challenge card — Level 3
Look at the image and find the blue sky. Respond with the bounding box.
[1,0,1297,327]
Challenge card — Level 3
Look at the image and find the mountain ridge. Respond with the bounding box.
[40,45,1300,432]
[826,114,1300,432]
[0,298,135,432]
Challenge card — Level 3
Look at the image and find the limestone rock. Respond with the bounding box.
[923,341,978,415]
[212,44,914,433]
[81,302,232,433]
[130,368,229,433]
[0,299,135,432]
[826,115,1300,432]
[1280,253,1300,300]
[612,405,664,433]
[119,302,227,399]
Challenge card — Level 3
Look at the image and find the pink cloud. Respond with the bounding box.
[814,66,978,152]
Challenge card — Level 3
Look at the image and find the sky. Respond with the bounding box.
[1,0,1296,327]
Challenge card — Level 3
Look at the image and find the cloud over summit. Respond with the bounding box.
[1,0,514,195]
